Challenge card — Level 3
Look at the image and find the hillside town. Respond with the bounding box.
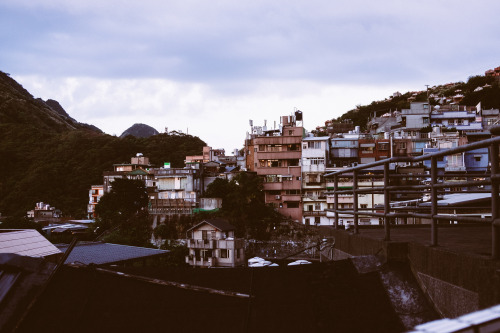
[3,68,500,332]
[79,98,499,227]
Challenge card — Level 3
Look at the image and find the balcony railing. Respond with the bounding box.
[303,211,327,217]
[187,238,244,249]
[324,126,500,259]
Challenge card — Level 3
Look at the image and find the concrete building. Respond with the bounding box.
[148,167,200,227]
[87,185,104,219]
[245,112,304,222]
[26,202,62,224]
[103,153,153,193]
[325,170,384,226]
[301,136,330,225]
[430,105,482,132]
[358,134,391,164]
[185,219,245,267]
[330,137,359,167]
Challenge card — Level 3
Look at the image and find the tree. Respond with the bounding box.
[203,172,282,239]
[95,178,152,247]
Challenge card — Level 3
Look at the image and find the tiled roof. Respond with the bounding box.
[187,219,235,232]
[0,230,62,258]
[56,242,169,265]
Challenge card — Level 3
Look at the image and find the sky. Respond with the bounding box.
[2,0,500,154]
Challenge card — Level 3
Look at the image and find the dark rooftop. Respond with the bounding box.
[55,242,169,265]
[187,219,235,232]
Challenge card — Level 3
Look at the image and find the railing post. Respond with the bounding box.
[490,143,500,259]
[353,170,359,234]
[431,156,438,246]
[384,161,391,241]
[334,175,339,229]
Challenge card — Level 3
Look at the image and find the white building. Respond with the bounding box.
[301,136,331,225]
[185,219,245,268]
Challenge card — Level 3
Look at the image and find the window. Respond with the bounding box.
[308,174,318,183]
[201,249,213,258]
[287,202,300,208]
[259,145,266,151]
[378,143,389,151]
[220,249,229,258]
[314,203,321,210]
[399,142,406,149]
[254,147,257,152]
[202,230,208,240]
[308,141,321,149]
[309,158,325,165]
[360,204,368,209]
[265,175,281,183]
[288,159,299,166]
[288,130,294,135]
[423,117,429,124]
[236,249,240,259]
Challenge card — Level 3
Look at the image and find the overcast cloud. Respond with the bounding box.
[2,0,500,153]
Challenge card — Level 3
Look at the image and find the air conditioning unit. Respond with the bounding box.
[275,195,281,200]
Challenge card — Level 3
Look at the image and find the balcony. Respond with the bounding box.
[445,165,466,172]
[305,181,323,187]
[303,211,327,217]
[187,238,244,250]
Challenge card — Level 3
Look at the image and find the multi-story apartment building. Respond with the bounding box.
[245,112,304,222]
[185,146,226,164]
[301,136,330,225]
[430,105,482,132]
[325,170,384,226]
[103,153,153,193]
[330,136,359,167]
[148,167,200,227]
[358,134,391,164]
[87,185,104,219]
[185,219,245,267]
[480,108,500,129]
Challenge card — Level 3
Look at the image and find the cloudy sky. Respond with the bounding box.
[2,1,500,153]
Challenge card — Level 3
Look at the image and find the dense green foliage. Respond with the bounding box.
[0,71,205,218]
[94,178,152,247]
[203,173,282,239]
[337,93,412,130]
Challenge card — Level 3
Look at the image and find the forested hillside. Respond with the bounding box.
[0,71,205,218]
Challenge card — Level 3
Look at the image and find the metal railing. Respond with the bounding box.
[324,127,500,259]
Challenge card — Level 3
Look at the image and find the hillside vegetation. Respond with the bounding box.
[0,71,205,218]
[334,75,500,131]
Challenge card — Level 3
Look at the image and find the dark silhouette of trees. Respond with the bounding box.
[95,178,152,247]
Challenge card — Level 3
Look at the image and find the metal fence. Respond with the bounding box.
[324,128,500,259]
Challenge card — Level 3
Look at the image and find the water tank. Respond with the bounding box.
[295,110,303,121]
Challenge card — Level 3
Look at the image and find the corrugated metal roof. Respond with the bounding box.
[0,230,62,258]
[419,193,490,207]
[56,242,169,265]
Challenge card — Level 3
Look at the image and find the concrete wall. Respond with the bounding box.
[325,228,500,318]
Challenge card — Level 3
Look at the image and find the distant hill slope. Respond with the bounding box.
[120,123,159,138]
[320,73,500,132]
[0,71,206,218]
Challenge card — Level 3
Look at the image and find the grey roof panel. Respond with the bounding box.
[0,230,62,258]
[56,242,169,265]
